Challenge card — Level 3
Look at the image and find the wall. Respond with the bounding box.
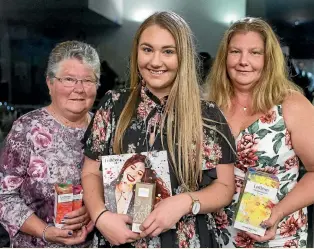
[88,0,123,25]
[92,0,246,80]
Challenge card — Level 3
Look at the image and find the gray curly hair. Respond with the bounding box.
[46,40,100,81]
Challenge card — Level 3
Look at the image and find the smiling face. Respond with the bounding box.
[137,24,179,98]
[227,31,265,91]
[47,58,97,120]
[121,161,145,185]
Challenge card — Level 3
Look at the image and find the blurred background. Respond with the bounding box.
[0,0,313,246]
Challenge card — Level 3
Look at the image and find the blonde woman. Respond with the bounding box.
[206,17,314,248]
[81,11,236,248]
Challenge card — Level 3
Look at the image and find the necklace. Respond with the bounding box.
[47,105,89,128]
[235,100,249,112]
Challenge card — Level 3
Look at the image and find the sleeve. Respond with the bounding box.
[202,101,236,165]
[0,119,34,238]
[83,90,115,161]
[200,101,236,187]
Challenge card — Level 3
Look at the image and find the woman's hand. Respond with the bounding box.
[61,206,91,231]
[44,224,91,245]
[139,194,190,238]
[245,207,284,242]
[96,211,140,245]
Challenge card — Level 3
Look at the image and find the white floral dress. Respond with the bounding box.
[214,105,308,248]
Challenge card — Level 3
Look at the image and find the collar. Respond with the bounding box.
[140,85,168,108]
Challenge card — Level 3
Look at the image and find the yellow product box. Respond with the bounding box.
[234,168,279,236]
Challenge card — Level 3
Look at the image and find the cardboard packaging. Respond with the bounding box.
[132,183,156,233]
[234,168,280,236]
[73,185,83,210]
[54,183,73,228]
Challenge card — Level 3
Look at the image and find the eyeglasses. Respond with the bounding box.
[53,76,99,88]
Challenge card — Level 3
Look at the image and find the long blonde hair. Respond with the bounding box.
[113,11,203,191]
[206,17,300,113]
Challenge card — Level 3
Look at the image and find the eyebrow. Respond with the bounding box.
[229,46,264,50]
[139,42,176,49]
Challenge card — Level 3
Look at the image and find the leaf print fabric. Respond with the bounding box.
[214,106,308,248]
[0,108,90,247]
[83,86,236,248]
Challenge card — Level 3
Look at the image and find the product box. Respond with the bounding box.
[73,185,83,210]
[54,183,73,228]
[132,183,156,233]
[234,168,279,236]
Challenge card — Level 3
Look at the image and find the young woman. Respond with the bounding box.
[82,11,236,248]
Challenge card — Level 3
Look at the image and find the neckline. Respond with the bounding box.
[42,107,88,130]
[233,106,278,139]
[141,85,168,107]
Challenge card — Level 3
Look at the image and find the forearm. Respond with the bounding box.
[194,180,234,214]
[177,180,234,216]
[20,214,47,238]
[81,172,106,222]
[273,171,314,219]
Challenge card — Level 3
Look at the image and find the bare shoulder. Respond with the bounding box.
[282,91,314,128]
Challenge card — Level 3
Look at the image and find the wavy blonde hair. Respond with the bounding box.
[206,17,300,113]
[113,11,203,191]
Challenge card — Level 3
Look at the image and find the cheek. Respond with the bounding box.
[86,88,97,99]
[54,87,72,100]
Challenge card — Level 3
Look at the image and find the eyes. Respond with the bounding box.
[229,49,264,56]
[141,46,176,55]
[130,165,144,176]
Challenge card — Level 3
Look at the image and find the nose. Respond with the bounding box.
[239,52,249,67]
[73,80,85,92]
[150,52,163,68]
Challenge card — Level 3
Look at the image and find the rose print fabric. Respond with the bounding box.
[214,105,308,248]
[0,108,90,247]
[83,86,236,248]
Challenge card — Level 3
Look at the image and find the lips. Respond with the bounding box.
[149,69,166,75]
[127,174,135,183]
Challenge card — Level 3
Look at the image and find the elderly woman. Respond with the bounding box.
[0,41,99,247]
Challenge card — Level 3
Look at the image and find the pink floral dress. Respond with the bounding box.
[214,105,308,248]
[0,108,91,247]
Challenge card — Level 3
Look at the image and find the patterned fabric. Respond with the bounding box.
[214,105,308,248]
[0,108,90,248]
[83,86,236,248]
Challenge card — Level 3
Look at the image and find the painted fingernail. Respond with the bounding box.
[64,215,68,219]
[68,231,73,236]
[61,219,65,224]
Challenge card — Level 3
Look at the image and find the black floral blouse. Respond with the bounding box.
[83,86,236,248]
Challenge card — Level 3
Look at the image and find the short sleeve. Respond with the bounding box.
[83,91,115,161]
[202,101,236,168]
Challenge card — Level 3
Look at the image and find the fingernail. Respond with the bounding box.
[68,231,73,236]
[61,219,65,224]
[64,215,68,219]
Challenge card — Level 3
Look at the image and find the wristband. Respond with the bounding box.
[42,223,54,243]
[95,209,108,226]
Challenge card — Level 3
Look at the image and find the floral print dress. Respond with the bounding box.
[214,105,308,248]
[0,108,91,247]
[83,86,236,248]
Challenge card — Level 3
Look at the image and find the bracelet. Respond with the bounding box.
[94,209,108,226]
[42,223,54,243]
